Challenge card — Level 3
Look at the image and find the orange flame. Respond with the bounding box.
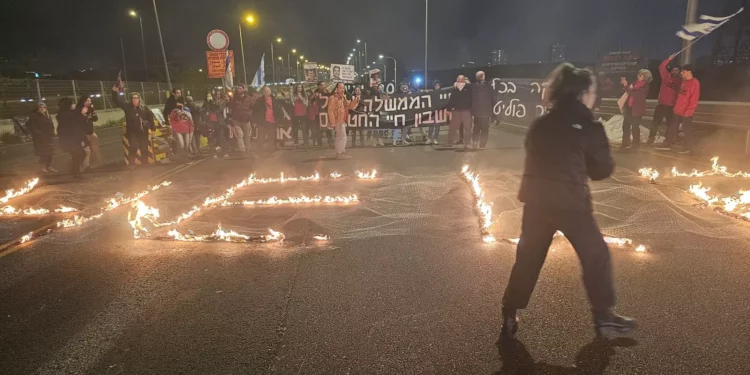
[313,234,329,241]
[356,169,378,179]
[1,178,39,205]
[164,226,285,243]
[461,165,496,243]
[19,232,33,243]
[229,194,359,207]
[638,168,659,183]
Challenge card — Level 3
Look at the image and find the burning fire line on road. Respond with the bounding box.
[56,181,172,229]
[687,182,750,221]
[641,157,750,183]
[356,169,378,179]
[461,165,496,243]
[163,227,285,243]
[0,205,77,216]
[1,178,39,205]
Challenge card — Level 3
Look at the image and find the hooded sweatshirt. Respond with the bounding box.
[657,58,681,107]
[673,77,700,117]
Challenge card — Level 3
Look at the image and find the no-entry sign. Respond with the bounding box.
[206,51,235,79]
[206,29,229,51]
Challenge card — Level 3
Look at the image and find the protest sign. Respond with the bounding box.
[330,64,355,83]
[304,63,318,83]
[206,50,235,79]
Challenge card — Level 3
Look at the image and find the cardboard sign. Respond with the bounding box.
[304,62,318,83]
[206,50,235,79]
[330,64,355,83]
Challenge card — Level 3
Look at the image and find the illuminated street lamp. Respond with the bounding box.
[271,37,282,83]
[128,10,148,80]
[379,55,397,85]
[239,13,257,85]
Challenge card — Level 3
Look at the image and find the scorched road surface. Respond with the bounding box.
[1,125,749,374]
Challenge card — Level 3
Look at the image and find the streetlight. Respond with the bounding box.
[152,0,172,90]
[128,10,148,81]
[379,55,397,85]
[271,38,282,83]
[239,13,257,85]
[199,69,203,72]
[357,39,368,74]
[288,49,296,80]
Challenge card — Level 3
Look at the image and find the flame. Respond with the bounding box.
[0,205,78,216]
[635,245,647,252]
[230,194,359,207]
[639,168,659,183]
[330,172,342,179]
[356,169,378,179]
[313,234,329,241]
[54,206,78,213]
[669,157,750,178]
[461,165,496,243]
[56,213,104,228]
[688,182,719,206]
[19,232,34,243]
[1,178,40,204]
[164,226,285,243]
[506,232,646,252]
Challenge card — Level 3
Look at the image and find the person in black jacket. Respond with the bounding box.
[252,86,285,157]
[111,86,155,167]
[76,95,99,171]
[162,88,182,124]
[201,92,228,158]
[444,75,472,148]
[499,63,635,342]
[27,102,57,173]
[56,97,87,178]
[471,71,494,149]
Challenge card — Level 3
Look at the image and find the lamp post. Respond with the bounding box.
[682,0,699,65]
[424,0,429,90]
[128,10,148,81]
[288,49,296,80]
[357,39,368,73]
[271,37,281,83]
[278,56,284,81]
[152,0,171,90]
[379,55,397,85]
[239,15,256,85]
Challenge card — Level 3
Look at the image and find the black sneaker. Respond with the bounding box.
[594,309,636,338]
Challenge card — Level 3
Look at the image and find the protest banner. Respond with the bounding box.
[310,78,547,129]
[304,63,318,83]
[330,64,355,83]
[596,50,647,74]
[206,50,235,79]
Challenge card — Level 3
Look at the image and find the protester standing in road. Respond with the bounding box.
[112,87,155,167]
[56,97,87,178]
[169,101,195,157]
[471,71,494,150]
[327,82,360,159]
[648,54,681,145]
[500,63,635,341]
[445,75,472,148]
[291,84,309,148]
[425,80,442,145]
[252,86,285,157]
[620,69,652,151]
[306,88,321,147]
[27,102,57,173]
[162,88,182,123]
[76,95,99,171]
[202,92,228,158]
[349,86,366,147]
[184,95,202,154]
[656,65,700,154]
[228,84,255,155]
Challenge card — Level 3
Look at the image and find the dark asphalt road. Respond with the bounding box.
[1,125,750,374]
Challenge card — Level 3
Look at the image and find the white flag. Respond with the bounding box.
[676,7,744,41]
[252,53,266,88]
[223,51,233,90]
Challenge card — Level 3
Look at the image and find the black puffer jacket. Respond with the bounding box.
[471,80,495,117]
[112,90,155,136]
[27,110,55,157]
[518,100,614,212]
[56,109,87,153]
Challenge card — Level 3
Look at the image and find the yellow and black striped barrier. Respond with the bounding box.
[122,122,159,165]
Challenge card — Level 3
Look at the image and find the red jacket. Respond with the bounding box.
[657,58,681,107]
[673,78,700,117]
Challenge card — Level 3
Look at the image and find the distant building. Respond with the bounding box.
[550,43,565,63]
[458,61,477,68]
[489,49,508,66]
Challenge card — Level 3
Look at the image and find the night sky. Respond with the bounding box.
[0,0,739,75]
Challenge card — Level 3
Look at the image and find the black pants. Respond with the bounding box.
[127,133,150,165]
[256,122,277,155]
[664,115,694,150]
[621,107,642,149]
[351,129,365,147]
[316,115,333,147]
[292,116,309,146]
[208,122,228,156]
[472,116,490,147]
[39,155,52,168]
[649,104,673,140]
[503,205,615,311]
[70,148,85,175]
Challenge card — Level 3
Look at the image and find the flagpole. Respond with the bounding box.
[673,33,710,57]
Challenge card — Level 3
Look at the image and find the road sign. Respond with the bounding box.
[206,29,230,51]
[206,51,235,79]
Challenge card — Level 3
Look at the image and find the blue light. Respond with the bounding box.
[414,77,422,84]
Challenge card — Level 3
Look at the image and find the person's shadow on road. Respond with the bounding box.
[493,337,637,375]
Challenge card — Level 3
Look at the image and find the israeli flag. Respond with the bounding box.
[252,53,265,88]
[677,7,744,40]
[223,51,233,89]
